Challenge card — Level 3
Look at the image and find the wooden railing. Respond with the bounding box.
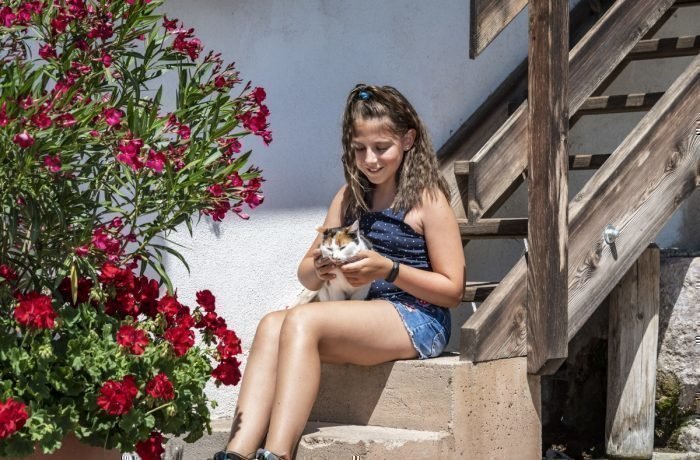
[455,0,699,369]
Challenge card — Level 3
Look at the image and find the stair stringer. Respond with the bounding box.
[461,54,700,364]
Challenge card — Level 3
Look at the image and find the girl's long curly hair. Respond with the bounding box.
[341,84,449,221]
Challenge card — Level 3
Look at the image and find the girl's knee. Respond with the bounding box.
[255,310,287,342]
[279,305,320,341]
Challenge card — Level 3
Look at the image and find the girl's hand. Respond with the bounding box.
[312,248,336,281]
[340,250,393,287]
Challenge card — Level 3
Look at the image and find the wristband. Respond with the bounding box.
[385,260,400,283]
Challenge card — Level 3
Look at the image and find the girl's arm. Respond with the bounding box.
[342,189,466,308]
[297,185,348,290]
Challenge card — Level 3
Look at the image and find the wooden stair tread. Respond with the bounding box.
[578,92,664,115]
[464,281,499,302]
[458,217,527,239]
[628,35,700,60]
[454,154,611,175]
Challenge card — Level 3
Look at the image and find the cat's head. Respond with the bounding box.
[316,220,365,263]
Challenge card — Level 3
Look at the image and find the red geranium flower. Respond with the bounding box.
[96,376,138,416]
[212,358,241,386]
[250,87,266,104]
[0,398,29,439]
[217,330,242,360]
[164,325,194,357]
[196,290,216,312]
[58,276,94,305]
[135,431,164,460]
[117,324,149,355]
[14,293,57,329]
[145,373,174,401]
[157,294,181,318]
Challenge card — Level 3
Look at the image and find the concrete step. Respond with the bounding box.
[309,353,461,432]
[298,422,453,459]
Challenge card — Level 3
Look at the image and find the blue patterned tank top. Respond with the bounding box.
[347,208,432,302]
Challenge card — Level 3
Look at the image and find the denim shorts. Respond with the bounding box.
[387,297,451,359]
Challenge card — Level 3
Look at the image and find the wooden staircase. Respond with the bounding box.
[298,1,699,459]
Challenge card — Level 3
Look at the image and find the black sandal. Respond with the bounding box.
[213,450,255,460]
[255,448,286,460]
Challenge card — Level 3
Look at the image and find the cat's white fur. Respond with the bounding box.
[317,220,372,302]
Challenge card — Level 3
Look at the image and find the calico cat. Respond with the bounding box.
[316,220,373,302]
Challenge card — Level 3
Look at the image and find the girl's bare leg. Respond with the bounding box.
[263,300,417,458]
[225,309,288,456]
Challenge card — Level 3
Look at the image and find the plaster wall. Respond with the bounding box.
[159,0,698,421]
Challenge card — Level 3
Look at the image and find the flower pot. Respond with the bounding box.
[24,434,121,460]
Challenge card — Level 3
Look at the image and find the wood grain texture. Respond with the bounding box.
[439,1,607,223]
[470,0,528,59]
[461,54,700,363]
[578,92,664,115]
[467,0,676,222]
[458,218,528,239]
[526,0,569,375]
[605,246,660,459]
[628,35,700,60]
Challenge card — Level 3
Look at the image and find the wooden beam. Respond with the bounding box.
[628,35,700,61]
[466,0,676,222]
[605,246,660,459]
[526,0,569,375]
[470,0,528,59]
[463,281,499,302]
[458,218,528,239]
[569,154,610,170]
[439,0,610,222]
[578,92,664,115]
[455,154,611,174]
[460,53,700,364]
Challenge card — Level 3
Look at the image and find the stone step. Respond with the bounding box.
[309,353,462,432]
[298,422,453,459]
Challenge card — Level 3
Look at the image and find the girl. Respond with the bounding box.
[214,84,465,460]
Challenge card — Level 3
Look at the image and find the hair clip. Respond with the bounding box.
[358,90,371,101]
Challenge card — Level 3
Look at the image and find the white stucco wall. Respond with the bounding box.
[160,0,534,419]
[158,0,698,421]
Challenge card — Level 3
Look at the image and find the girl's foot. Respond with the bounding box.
[255,448,287,460]
[212,450,255,460]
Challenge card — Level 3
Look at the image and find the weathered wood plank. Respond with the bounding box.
[605,246,660,460]
[569,154,611,170]
[439,1,609,222]
[526,0,569,375]
[470,0,528,59]
[458,218,528,239]
[628,35,700,61]
[466,0,676,222]
[463,281,499,302]
[455,154,611,174]
[461,54,700,363]
[578,92,664,115]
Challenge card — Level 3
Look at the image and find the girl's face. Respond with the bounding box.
[351,117,415,190]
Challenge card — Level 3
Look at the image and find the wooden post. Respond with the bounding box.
[526,0,569,374]
[606,246,660,459]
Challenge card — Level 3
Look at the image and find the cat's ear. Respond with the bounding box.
[348,219,360,233]
[315,226,327,234]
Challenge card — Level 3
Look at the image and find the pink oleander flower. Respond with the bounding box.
[13,131,34,149]
[43,154,62,173]
[103,107,124,127]
[39,43,57,60]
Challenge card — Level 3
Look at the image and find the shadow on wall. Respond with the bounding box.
[675,191,700,249]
